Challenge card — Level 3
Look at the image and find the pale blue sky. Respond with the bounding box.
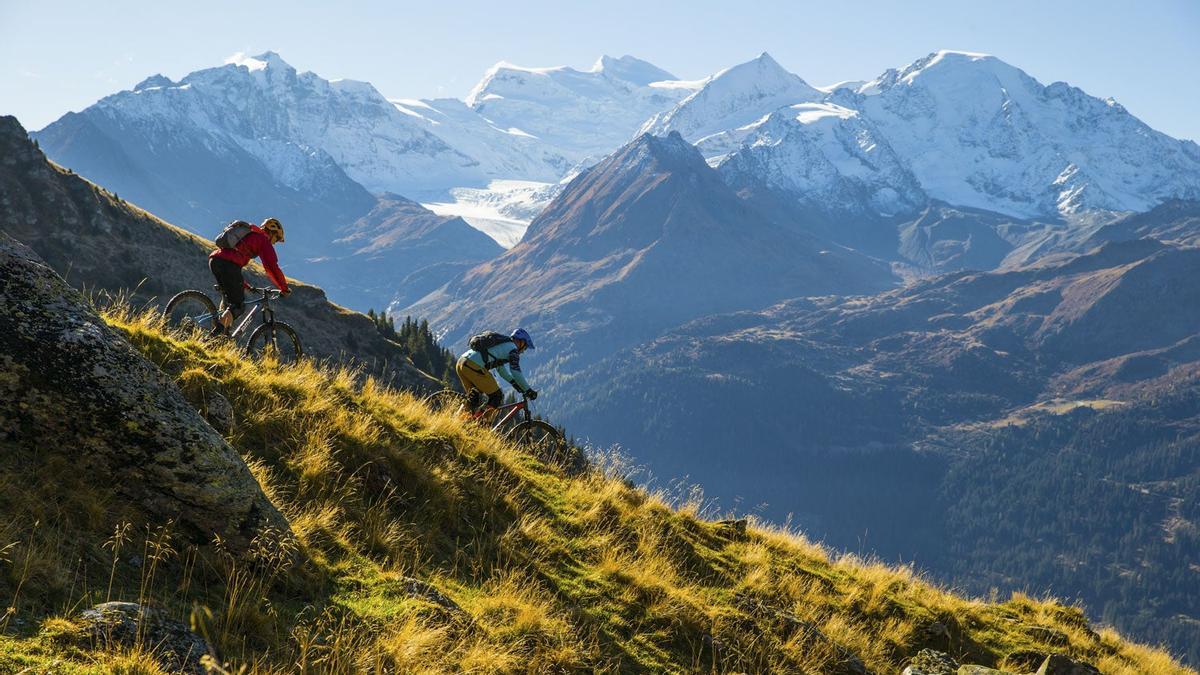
[2,0,1198,140]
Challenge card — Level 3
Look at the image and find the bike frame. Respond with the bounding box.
[470,397,532,431]
[194,288,276,338]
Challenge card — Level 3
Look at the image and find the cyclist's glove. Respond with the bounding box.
[525,389,538,400]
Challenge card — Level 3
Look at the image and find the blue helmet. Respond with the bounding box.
[511,328,535,350]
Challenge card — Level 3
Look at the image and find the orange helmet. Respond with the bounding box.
[261,217,285,243]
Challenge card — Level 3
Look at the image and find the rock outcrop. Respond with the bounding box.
[0,235,286,547]
[77,602,211,674]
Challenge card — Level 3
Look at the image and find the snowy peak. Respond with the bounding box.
[464,55,697,160]
[857,49,1031,98]
[71,51,487,195]
[590,55,678,85]
[717,102,926,217]
[133,74,174,91]
[641,52,822,144]
[225,50,294,73]
[848,49,1200,217]
[611,131,708,174]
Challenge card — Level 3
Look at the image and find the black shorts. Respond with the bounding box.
[209,257,245,317]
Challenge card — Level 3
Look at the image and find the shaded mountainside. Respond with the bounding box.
[0,115,437,391]
[304,192,503,310]
[555,235,1200,660]
[401,132,896,367]
[0,250,1189,672]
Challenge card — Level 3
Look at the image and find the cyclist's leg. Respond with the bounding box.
[454,359,479,408]
[455,356,501,410]
[209,258,245,333]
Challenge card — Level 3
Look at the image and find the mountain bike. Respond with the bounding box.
[425,390,571,464]
[163,285,302,363]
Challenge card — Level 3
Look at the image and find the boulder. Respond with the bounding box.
[917,620,953,652]
[716,518,749,539]
[397,577,469,619]
[204,389,235,435]
[1002,650,1048,672]
[1036,655,1100,675]
[958,667,1015,675]
[1024,625,1070,647]
[904,648,958,675]
[78,602,210,674]
[0,236,286,548]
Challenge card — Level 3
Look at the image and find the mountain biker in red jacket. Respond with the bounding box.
[208,217,290,334]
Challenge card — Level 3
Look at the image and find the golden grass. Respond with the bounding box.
[0,306,1192,674]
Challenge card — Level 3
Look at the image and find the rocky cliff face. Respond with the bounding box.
[0,236,285,546]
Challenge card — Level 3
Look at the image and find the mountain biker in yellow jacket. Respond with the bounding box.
[456,329,537,410]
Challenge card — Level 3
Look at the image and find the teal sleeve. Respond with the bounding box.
[490,344,530,392]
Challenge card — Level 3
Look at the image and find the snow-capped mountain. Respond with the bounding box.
[639,52,822,153]
[465,55,701,161]
[651,50,1200,221]
[390,97,570,186]
[841,50,1200,217]
[716,102,925,218]
[133,51,500,193]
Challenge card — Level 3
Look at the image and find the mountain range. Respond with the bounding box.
[33,49,1200,313]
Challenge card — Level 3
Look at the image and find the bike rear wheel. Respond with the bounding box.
[424,389,469,414]
[163,290,217,333]
[247,320,302,364]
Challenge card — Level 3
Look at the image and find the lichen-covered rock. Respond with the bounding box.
[204,389,235,435]
[78,602,210,674]
[1036,654,1100,675]
[1024,625,1069,647]
[916,621,954,652]
[903,648,959,675]
[0,236,286,548]
[396,577,472,622]
[958,666,1015,675]
[1002,650,1049,673]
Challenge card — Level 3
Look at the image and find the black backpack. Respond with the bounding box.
[215,220,253,250]
[468,331,512,368]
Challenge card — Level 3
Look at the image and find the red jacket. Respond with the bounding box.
[210,227,289,292]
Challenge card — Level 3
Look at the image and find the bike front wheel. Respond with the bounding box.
[163,290,217,334]
[508,420,564,459]
[247,321,303,364]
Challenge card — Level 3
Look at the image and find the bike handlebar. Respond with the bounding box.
[249,286,283,299]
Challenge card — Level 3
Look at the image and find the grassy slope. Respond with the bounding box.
[0,310,1191,674]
